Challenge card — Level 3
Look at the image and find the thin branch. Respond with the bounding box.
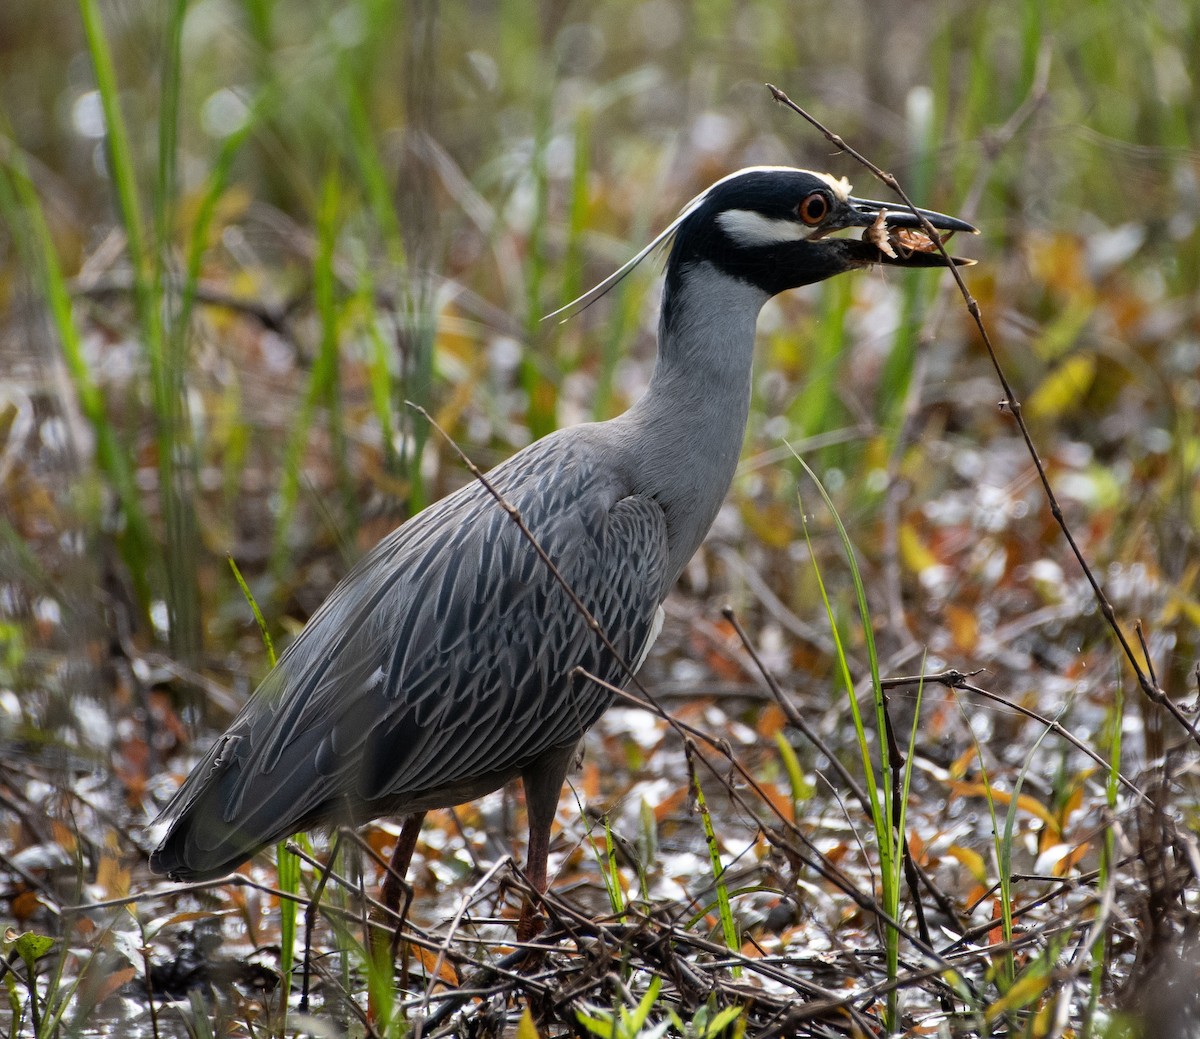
[767,83,1198,746]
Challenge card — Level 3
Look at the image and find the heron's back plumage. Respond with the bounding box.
[150,425,669,880]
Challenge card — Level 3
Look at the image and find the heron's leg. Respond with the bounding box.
[516,743,577,942]
[381,811,426,917]
[365,812,428,1017]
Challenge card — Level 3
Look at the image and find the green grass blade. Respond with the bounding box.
[789,274,850,443]
[636,797,656,901]
[272,167,348,576]
[897,660,927,846]
[178,87,274,334]
[773,730,810,820]
[339,74,404,480]
[1083,677,1124,1037]
[156,0,185,264]
[275,841,300,1022]
[78,0,156,341]
[690,766,740,974]
[794,453,902,1027]
[601,817,626,918]
[519,91,557,441]
[81,0,206,658]
[0,135,155,609]
[560,105,591,314]
[227,554,276,668]
[792,464,880,817]
[228,552,297,1019]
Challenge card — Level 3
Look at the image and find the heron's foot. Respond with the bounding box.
[515,900,545,943]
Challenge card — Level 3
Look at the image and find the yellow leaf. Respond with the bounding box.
[1056,841,1090,876]
[740,500,796,549]
[986,968,1050,1021]
[948,781,1061,839]
[757,702,787,739]
[1027,354,1097,421]
[1162,562,1200,626]
[93,965,138,1004]
[1029,294,1093,362]
[515,1006,542,1039]
[756,780,796,825]
[1028,234,1088,301]
[1062,775,1091,822]
[945,604,979,652]
[434,348,486,434]
[51,820,77,855]
[899,521,939,574]
[947,748,976,780]
[411,943,459,985]
[96,854,130,902]
[946,844,987,884]
[1032,994,1057,1037]
[907,830,924,863]
[652,786,688,823]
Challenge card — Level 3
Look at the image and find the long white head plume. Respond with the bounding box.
[542,166,846,324]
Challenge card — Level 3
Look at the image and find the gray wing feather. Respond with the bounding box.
[151,430,669,879]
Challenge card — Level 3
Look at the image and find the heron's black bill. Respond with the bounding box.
[846,196,979,236]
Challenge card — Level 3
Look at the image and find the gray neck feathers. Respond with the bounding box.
[616,262,769,587]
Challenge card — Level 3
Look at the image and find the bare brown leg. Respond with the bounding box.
[381,811,426,916]
[516,744,576,942]
[368,811,427,1019]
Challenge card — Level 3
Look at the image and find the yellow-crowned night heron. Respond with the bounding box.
[149,167,975,931]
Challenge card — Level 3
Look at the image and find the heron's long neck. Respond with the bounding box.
[619,262,769,586]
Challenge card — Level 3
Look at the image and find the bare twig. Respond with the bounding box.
[879,46,1051,640]
[73,272,296,334]
[767,82,1198,747]
[958,679,1149,802]
[879,667,985,690]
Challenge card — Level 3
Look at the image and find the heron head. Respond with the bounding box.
[669,166,977,296]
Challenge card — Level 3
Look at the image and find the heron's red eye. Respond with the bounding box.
[797,191,830,226]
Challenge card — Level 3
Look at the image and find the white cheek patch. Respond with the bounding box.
[717,208,815,247]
